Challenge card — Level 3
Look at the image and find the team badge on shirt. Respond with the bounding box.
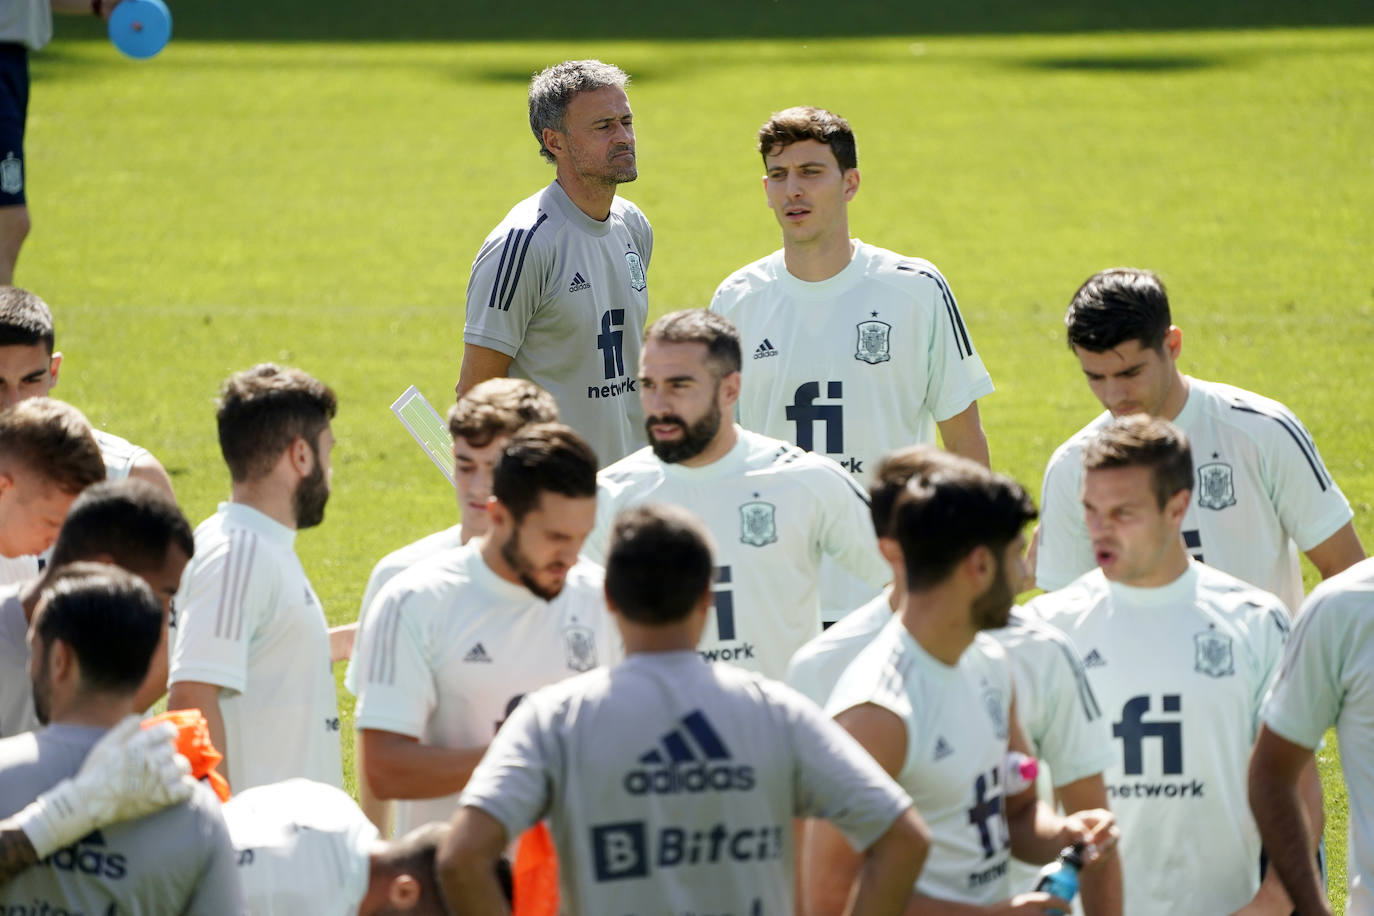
[1194,627,1235,678]
[981,686,1008,739]
[625,250,647,292]
[739,500,778,547]
[0,155,21,195]
[855,315,892,365]
[1196,461,1237,510]
[563,624,599,672]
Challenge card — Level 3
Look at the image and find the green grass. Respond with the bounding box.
[23,13,1374,908]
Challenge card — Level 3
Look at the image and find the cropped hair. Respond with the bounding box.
[644,309,742,378]
[33,562,162,695]
[605,504,714,626]
[0,286,55,351]
[1065,267,1172,353]
[529,59,630,164]
[893,464,1037,590]
[868,447,976,538]
[49,479,194,572]
[1082,414,1194,509]
[0,399,105,494]
[447,378,559,447]
[757,106,857,172]
[216,364,336,483]
[491,423,598,521]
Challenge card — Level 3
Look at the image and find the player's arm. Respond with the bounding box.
[457,344,514,396]
[1247,726,1329,916]
[437,806,510,915]
[846,808,929,916]
[128,454,177,502]
[359,729,487,800]
[327,622,356,662]
[166,680,230,783]
[1303,522,1365,582]
[1056,775,1123,916]
[936,402,990,469]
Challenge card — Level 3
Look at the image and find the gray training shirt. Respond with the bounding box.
[0,584,38,738]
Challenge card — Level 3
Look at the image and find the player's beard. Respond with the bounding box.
[30,648,51,726]
[293,458,330,530]
[646,399,722,464]
[970,553,1015,632]
[499,520,566,602]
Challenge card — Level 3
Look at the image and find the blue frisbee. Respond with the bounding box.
[108,0,172,60]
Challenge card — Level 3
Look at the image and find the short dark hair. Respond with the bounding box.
[0,399,105,494]
[605,504,714,625]
[0,286,55,352]
[375,822,451,915]
[447,378,558,447]
[757,106,857,172]
[1065,267,1172,353]
[644,310,742,379]
[217,364,337,483]
[49,479,194,572]
[1082,414,1193,509]
[868,447,973,537]
[33,562,163,695]
[893,465,1037,590]
[528,59,630,164]
[491,423,598,521]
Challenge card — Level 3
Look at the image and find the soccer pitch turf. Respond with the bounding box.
[21,8,1374,904]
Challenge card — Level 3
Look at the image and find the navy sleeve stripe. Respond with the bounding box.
[1229,403,1331,490]
[486,228,519,311]
[915,269,973,359]
[497,213,549,312]
[1051,634,1104,721]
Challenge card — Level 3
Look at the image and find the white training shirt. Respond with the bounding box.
[170,502,343,792]
[828,620,1017,905]
[1037,377,1353,614]
[1027,562,1290,916]
[785,588,893,707]
[225,778,378,916]
[1262,557,1374,916]
[0,584,38,738]
[353,545,619,835]
[343,523,464,696]
[463,180,652,467]
[93,428,150,482]
[459,650,911,916]
[586,427,891,679]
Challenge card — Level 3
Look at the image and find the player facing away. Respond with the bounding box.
[1027,415,1321,916]
[459,59,652,467]
[0,479,192,738]
[1035,267,1363,614]
[439,503,929,916]
[0,564,242,914]
[585,309,890,679]
[168,364,344,792]
[354,423,619,837]
[1250,557,1374,916]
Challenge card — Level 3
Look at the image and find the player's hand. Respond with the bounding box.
[1061,808,1120,868]
[997,892,1075,914]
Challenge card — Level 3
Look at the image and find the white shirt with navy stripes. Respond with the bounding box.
[585,426,891,680]
[169,502,342,792]
[352,545,619,836]
[1037,377,1354,614]
[463,180,652,468]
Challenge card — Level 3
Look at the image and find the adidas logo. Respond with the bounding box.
[752,338,779,359]
[464,643,492,663]
[934,736,954,761]
[568,272,591,292]
[623,710,755,795]
[1082,649,1106,669]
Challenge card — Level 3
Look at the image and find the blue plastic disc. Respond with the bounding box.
[108,0,172,60]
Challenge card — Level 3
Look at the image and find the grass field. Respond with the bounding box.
[22,2,1374,905]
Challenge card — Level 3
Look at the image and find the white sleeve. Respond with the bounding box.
[1020,633,1113,787]
[582,478,621,566]
[353,591,435,739]
[169,537,272,691]
[462,223,551,357]
[1036,443,1095,592]
[1257,409,1354,551]
[816,462,891,590]
[917,265,995,423]
[343,559,395,696]
[1249,600,1292,739]
[457,693,555,841]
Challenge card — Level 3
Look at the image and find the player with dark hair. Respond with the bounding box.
[440,503,929,915]
[168,363,343,792]
[459,59,652,467]
[354,422,618,836]
[1036,267,1363,614]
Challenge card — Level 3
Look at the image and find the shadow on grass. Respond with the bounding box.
[1015,54,1224,71]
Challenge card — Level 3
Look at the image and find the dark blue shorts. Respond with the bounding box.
[0,43,28,207]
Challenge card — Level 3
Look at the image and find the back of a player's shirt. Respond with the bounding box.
[225,778,377,916]
[0,585,38,737]
[587,429,889,678]
[828,621,1016,905]
[92,428,150,482]
[463,181,652,466]
[1028,563,1290,916]
[785,589,892,706]
[0,724,242,915]
[460,651,910,915]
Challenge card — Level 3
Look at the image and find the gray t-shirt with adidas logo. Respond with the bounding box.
[0,724,243,915]
[459,651,910,914]
[463,180,652,468]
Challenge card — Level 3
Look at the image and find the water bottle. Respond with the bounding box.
[1034,843,1083,915]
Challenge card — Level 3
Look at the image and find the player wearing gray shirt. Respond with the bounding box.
[0,584,36,738]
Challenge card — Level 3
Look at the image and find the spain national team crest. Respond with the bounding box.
[739,501,778,547]
[563,624,598,672]
[0,154,21,196]
[1194,628,1235,678]
[624,250,647,292]
[1196,462,1237,510]
[981,686,1008,739]
[855,319,892,364]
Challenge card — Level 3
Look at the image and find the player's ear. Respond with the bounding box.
[1164,326,1183,360]
[48,352,62,388]
[1163,486,1191,527]
[717,370,742,409]
[386,872,420,909]
[877,536,903,571]
[541,127,566,159]
[843,167,861,201]
[286,436,313,477]
[964,544,994,589]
